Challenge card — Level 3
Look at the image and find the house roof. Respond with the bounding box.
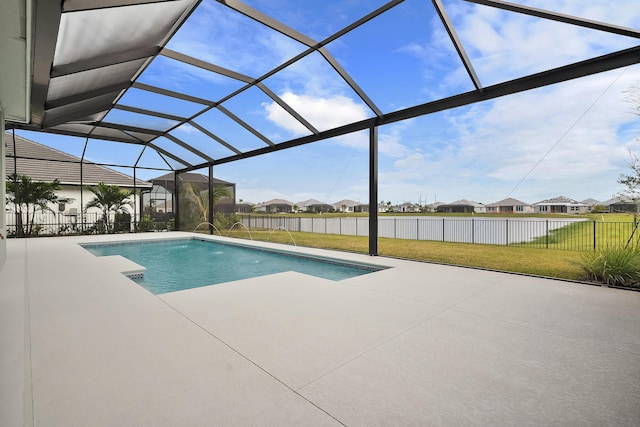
[605,196,639,205]
[258,199,294,206]
[581,198,600,205]
[151,172,233,186]
[600,196,621,205]
[534,196,585,206]
[5,132,151,188]
[442,199,485,207]
[298,199,331,207]
[486,197,531,207]
[333,199,363,208]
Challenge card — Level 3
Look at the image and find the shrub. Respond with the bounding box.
[138,214,155,232]
[114,212,131,233]
[213,212,240,230]
[580,247,640,288]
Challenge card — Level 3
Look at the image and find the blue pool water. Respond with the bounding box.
[83,238,384,294]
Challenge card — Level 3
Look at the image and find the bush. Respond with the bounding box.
[114,212,131,233]
[138,214,155,232]
[213,212,240,230]
[580,247,640,288]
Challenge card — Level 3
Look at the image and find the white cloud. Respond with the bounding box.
[168,1,303,76]
[174,123,198,135]
[433,1,640,90]
[263,91,370,135]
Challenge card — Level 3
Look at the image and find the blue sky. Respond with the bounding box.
[16,0,640,205]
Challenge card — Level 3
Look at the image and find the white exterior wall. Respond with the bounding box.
[4,184,140,235]
[0,106,6,268]
[54,186,136,216]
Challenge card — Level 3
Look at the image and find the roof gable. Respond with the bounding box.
[534,196,583,205]
[333,199,362,208]
[298,199,330,207]
[6,133,151,188]
[259,199,294,206]
[445,199,485,207]
[487,197,531,207]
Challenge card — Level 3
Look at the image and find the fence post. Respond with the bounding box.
[394,218,397,239]
[472,218,475,244]
[546,220,549,249]
[505,219,509,246]
[593,220,596,251]
[416,218,419,240]
[442,218,445,242]
[340,217,342,235]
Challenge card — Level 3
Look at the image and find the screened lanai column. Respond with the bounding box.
[208,165,214,235]
[174,170,180,231]
[369,125,378,256]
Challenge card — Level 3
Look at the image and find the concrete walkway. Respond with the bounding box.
[1,233,639,426]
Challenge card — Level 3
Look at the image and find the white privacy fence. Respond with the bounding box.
[241,215,634,250]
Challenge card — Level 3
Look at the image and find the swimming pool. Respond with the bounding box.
[83,238,386,294]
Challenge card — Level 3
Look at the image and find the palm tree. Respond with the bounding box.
[182,183,231,223]
[85,182,135,233]
[6,173,71,237]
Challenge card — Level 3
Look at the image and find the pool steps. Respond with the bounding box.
[99,255,146,280]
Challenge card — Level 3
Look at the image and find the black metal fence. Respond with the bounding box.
[242,215,639,251]
[7,211,638,251]
[5,211,172,237]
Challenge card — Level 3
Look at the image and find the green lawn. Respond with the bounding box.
[522,213,638,250]
[223,229,585,281]
[213,213,640,283]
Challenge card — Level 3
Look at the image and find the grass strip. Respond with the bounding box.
[223,229,584,281]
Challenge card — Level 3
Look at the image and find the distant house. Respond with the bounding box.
[256,199,294,213]
[333,199,367,213]
[486,198,534,214]
[236,202,254,214]
[603,196,640,213]
[297,199,333,213]
[5,133,151,220]
[397,202,421,213]
[580,198,601,213]
[437,199,486,213]
[146,172,236,216]
[425,202,444,212]
[533,196,589,214]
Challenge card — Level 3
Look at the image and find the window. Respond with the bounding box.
[516,205,523,212]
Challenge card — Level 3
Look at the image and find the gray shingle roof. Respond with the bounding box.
[332,199,363,208]
[486,197,531,207]
[151,172,232,186]
[257,199,294,206]
[580,198,600,205]
[297,199,330,207]
[5,133,151,188]
[534,196,584,205]
[445,199,485,207]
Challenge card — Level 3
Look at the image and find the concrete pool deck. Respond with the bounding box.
[1,232,639,426]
